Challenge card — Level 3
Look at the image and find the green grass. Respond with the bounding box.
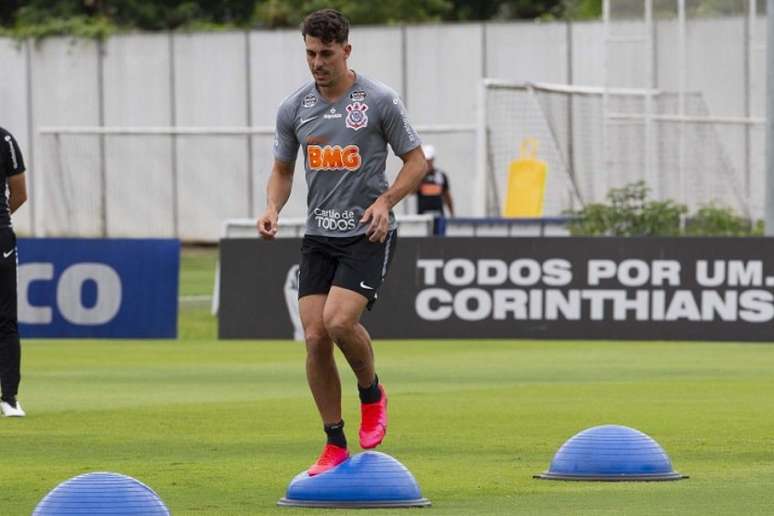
[178,246,217,341]
[179,246,218,298]
[2,247,774,515]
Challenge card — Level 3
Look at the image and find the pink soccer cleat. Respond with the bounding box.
[359,384,388,449]
[307,443,349,476]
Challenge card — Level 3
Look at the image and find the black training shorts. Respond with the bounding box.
[0,227,18,336]
[298,230,397,310]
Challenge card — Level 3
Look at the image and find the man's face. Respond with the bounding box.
[305,35,351,88]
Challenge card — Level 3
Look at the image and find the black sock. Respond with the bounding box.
[324,420,347,449]
[358,374,381,404]
[1,396,16,407]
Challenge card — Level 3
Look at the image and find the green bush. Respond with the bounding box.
[566,181,687,237]
[685,203,763,237]
[567,181,762,237]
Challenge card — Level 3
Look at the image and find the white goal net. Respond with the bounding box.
[481,80,765,218]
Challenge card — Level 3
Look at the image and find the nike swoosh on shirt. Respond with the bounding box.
[359,281,374,290]
[3,250,13,258]
[298,116,318,128]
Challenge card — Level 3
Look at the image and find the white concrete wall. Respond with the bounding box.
[1,15,764,240]
[407,24,483,218]
[247,30,308,227]
[349,26,403,92]
[103,33,174,237]
[173,32,249,241]
[31,38,101,236]
[486,22,569,84]
[571,21,605,86]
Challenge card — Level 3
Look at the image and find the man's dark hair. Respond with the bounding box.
[301,9,349,44]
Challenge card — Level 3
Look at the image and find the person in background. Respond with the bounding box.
[415,144,454,217]
[0,127,28,417]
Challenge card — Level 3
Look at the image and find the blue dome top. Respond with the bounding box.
[537,425,686,481]
[33,472,169,515]
[280,451,430,508]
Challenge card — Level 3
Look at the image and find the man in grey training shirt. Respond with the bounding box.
[257,9,426,475]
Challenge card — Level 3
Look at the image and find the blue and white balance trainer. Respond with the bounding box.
[278,451,431,508]
[33,472,170,515]
[535,424,688,481]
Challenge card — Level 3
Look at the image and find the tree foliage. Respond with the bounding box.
[254,0,451,28]
[1,0,606,37]
[0,1,740,40]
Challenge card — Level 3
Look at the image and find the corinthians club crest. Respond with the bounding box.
[345,102,369,131]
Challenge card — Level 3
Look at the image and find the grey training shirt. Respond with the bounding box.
[273,73,421,237]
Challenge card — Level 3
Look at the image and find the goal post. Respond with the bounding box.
[37,124,476,240]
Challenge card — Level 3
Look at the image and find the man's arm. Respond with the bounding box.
[442,190,454,217]
[442,174,454,216]
[414,176,424,194]
[360,146,427,243]
[1,130,26,214]
[257,159,294,239]
[8,173,27,213]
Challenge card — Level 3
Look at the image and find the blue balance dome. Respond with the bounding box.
[33,472,170,515]
[535,425,687,481]
[278,451,431,508]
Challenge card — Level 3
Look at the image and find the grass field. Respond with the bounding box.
[2,248,774,515]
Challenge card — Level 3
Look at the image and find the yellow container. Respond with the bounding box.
[503,138,547,217]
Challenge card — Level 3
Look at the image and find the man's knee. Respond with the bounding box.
[323,312,357,341]
[304,327,333,358]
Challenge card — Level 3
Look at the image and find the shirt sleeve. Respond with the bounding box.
[380,94,421,157]
[442,172,450,193]
[272,101,299,163]
[1,130,25,176]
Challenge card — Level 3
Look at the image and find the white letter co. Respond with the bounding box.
[19,263,123,325]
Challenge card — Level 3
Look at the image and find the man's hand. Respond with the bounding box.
[360,197,390,243]
[359,145,424,242]
[257,208,279,240]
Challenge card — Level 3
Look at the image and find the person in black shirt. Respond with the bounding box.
[0,127,27,417]
[415,144,454,216]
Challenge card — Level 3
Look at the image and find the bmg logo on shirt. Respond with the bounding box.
[307,144,361,171]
